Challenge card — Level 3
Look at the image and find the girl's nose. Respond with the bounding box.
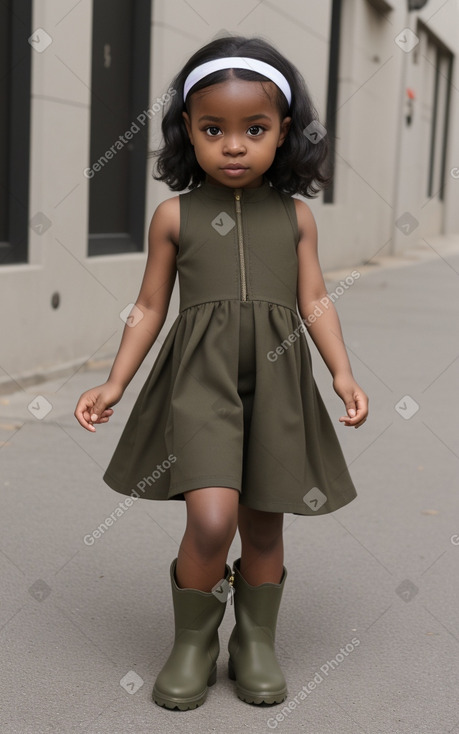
[223,136,246,154]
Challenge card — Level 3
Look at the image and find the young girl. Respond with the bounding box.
[75,35,368,711]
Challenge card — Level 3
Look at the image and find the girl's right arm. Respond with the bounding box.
[74,196,180,432]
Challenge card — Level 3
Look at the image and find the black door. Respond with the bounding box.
[0,0,32,265]
[88,0,151,255]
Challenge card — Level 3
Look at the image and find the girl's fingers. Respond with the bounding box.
[339,414,356,424]
[75,405,96,431]
[87,408,114,429]
[74,388,117,432]
[338,388,369,426]
[97,415,111,423]
[338,399,357,422]
[339,401,368,427]
[92,408,114,422]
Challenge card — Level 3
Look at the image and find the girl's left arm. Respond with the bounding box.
[294,199,368,428]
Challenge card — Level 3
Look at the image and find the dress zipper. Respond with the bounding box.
[228,572,235,605]
[233,189,247,301]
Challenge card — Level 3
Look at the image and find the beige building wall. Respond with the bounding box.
[1,0,458,388]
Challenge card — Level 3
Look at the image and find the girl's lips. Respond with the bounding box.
[221,167,248,176]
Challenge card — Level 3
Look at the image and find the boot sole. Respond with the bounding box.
[152,665,217,710]
[228,658,287,705]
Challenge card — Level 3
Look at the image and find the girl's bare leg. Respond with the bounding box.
[176,486,240,591]
[237,504,284,585]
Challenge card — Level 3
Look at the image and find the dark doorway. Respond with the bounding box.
[0,0,32,265]
[87,0,152,256]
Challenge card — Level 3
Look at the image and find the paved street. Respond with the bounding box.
[1,235,459,734]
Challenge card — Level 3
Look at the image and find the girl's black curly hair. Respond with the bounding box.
[150,35,332,197]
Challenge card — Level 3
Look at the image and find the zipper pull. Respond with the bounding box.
[228,573,235,605]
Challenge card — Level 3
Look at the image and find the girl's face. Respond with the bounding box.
[182,77,291,189]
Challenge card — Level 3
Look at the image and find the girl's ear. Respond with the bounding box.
[182,111,194,145]
[277,116,292,147]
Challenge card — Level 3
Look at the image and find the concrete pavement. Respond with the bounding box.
[1,234,459,734]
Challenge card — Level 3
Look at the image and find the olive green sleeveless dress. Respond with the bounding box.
[102,176,357,515]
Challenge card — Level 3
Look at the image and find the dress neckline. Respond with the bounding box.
[195,175,272,202]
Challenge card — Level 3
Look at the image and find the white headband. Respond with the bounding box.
[183,56,292,107]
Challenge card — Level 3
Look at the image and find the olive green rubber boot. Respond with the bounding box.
[152,558,233,710]
[227,557,288,705]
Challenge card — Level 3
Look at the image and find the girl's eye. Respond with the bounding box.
[247,125,265,136]
[205,126,222,136]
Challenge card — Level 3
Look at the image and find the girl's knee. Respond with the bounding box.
[188,514,237,557]
[239,509,283,551]
[184,487,239,556]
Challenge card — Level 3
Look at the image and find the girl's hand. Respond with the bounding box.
[74,381,124,432]
[333,374,369,428]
